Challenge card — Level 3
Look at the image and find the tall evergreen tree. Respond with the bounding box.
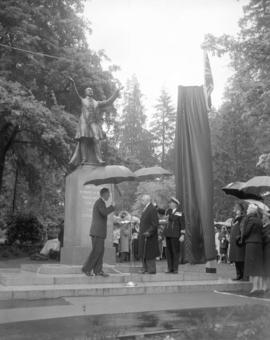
[150,89,176,167]
[119,75,156,167]
[210,101,262,220]
[203,0,270,171]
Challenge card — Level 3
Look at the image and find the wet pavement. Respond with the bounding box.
[0,292,269,339]
[0,260,269,339]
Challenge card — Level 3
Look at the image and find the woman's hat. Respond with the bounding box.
[170,197,180,205]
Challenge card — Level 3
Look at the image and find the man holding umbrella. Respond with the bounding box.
[138,194,159,274]
[82,188,115,277]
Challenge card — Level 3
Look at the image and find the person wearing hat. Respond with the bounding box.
[163,197,185,274]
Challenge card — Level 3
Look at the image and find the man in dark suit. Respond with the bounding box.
[163,197,185,274]
[82,188,115,277]
[138,194,159,274]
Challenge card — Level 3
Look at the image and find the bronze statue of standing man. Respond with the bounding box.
[68,77,122,166]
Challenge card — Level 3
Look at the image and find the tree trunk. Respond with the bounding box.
[0,125,19,194]
[12,165,19,213]
[162,110,165,167]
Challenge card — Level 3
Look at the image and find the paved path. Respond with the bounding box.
[0,292,269,339]
[0,291,269,324]
[1,259,265,339]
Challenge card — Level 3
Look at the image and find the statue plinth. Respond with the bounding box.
[61,165,115,265]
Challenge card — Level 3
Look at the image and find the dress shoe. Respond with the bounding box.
[240,277,249,281]
[138,270,147,274]
[148,272,156,274]
[232,277,241,281]
[96,271,109,277]
[82,269,94,276]
[165,271,173,274]
[172,271,178,274]
[249,290,264,297]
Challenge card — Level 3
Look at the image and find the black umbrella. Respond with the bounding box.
[83,165,136,186]
[241,176,270,197]
[222,181,263,200]
[134,166,172,182]
[83,165,137,202]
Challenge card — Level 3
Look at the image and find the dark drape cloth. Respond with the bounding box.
[175,86,216,263]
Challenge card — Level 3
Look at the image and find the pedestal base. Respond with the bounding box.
[61,245,115,265]
[61,165,115,266]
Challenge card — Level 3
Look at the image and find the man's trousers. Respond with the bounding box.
[165,237,180,272]
[142,258,156,274]
[82,236,105,274]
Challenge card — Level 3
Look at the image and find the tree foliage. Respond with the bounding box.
[132,177,176,217]
[203,0,270,219]
[118,75,157,167]
[0,0,119,117]
[0,0,121,223]
[6,212,43,245]
[204,0,270,172]
[150,89,176,167]
[0,77,75,221]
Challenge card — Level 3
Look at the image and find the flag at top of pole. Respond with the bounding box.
[203,50,214,110]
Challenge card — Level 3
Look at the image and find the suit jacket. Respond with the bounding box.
[90,198,115,239]
[242,214,263,244]
[138,203,159,260]
[163,208,185,238]
[229,215,245,262]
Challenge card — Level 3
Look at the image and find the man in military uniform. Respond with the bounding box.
[163,197,185,274]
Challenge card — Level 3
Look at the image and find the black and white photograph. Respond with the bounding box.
[0,0,270,339]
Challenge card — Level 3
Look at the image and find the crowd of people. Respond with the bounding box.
[215,202,270,294]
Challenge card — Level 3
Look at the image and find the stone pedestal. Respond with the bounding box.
[61,165,115,265]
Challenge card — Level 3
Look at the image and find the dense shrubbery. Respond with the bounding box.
[6,213,44,245]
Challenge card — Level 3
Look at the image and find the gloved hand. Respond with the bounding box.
[179,235,185,243]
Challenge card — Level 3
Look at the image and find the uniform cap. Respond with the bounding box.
[170,197,180,205]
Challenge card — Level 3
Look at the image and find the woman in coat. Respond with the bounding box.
[119,211,131,262]
[262,213,270,292]
[242,204,264,294]
[229,203,246,280]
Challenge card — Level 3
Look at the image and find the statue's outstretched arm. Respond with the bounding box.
[98,88,122,108]
[68,76,82,100]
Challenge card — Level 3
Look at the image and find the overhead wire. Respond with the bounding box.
[0,42,74,63]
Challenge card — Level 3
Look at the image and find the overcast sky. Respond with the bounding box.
[84,0,248,115]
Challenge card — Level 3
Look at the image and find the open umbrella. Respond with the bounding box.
[243,199,270,213]
[241,176,270,197]
[83,165,136,202]
[134,166,172,181]
[215,218,233,227]
[222,181,263,200]
[83,165,136,186]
